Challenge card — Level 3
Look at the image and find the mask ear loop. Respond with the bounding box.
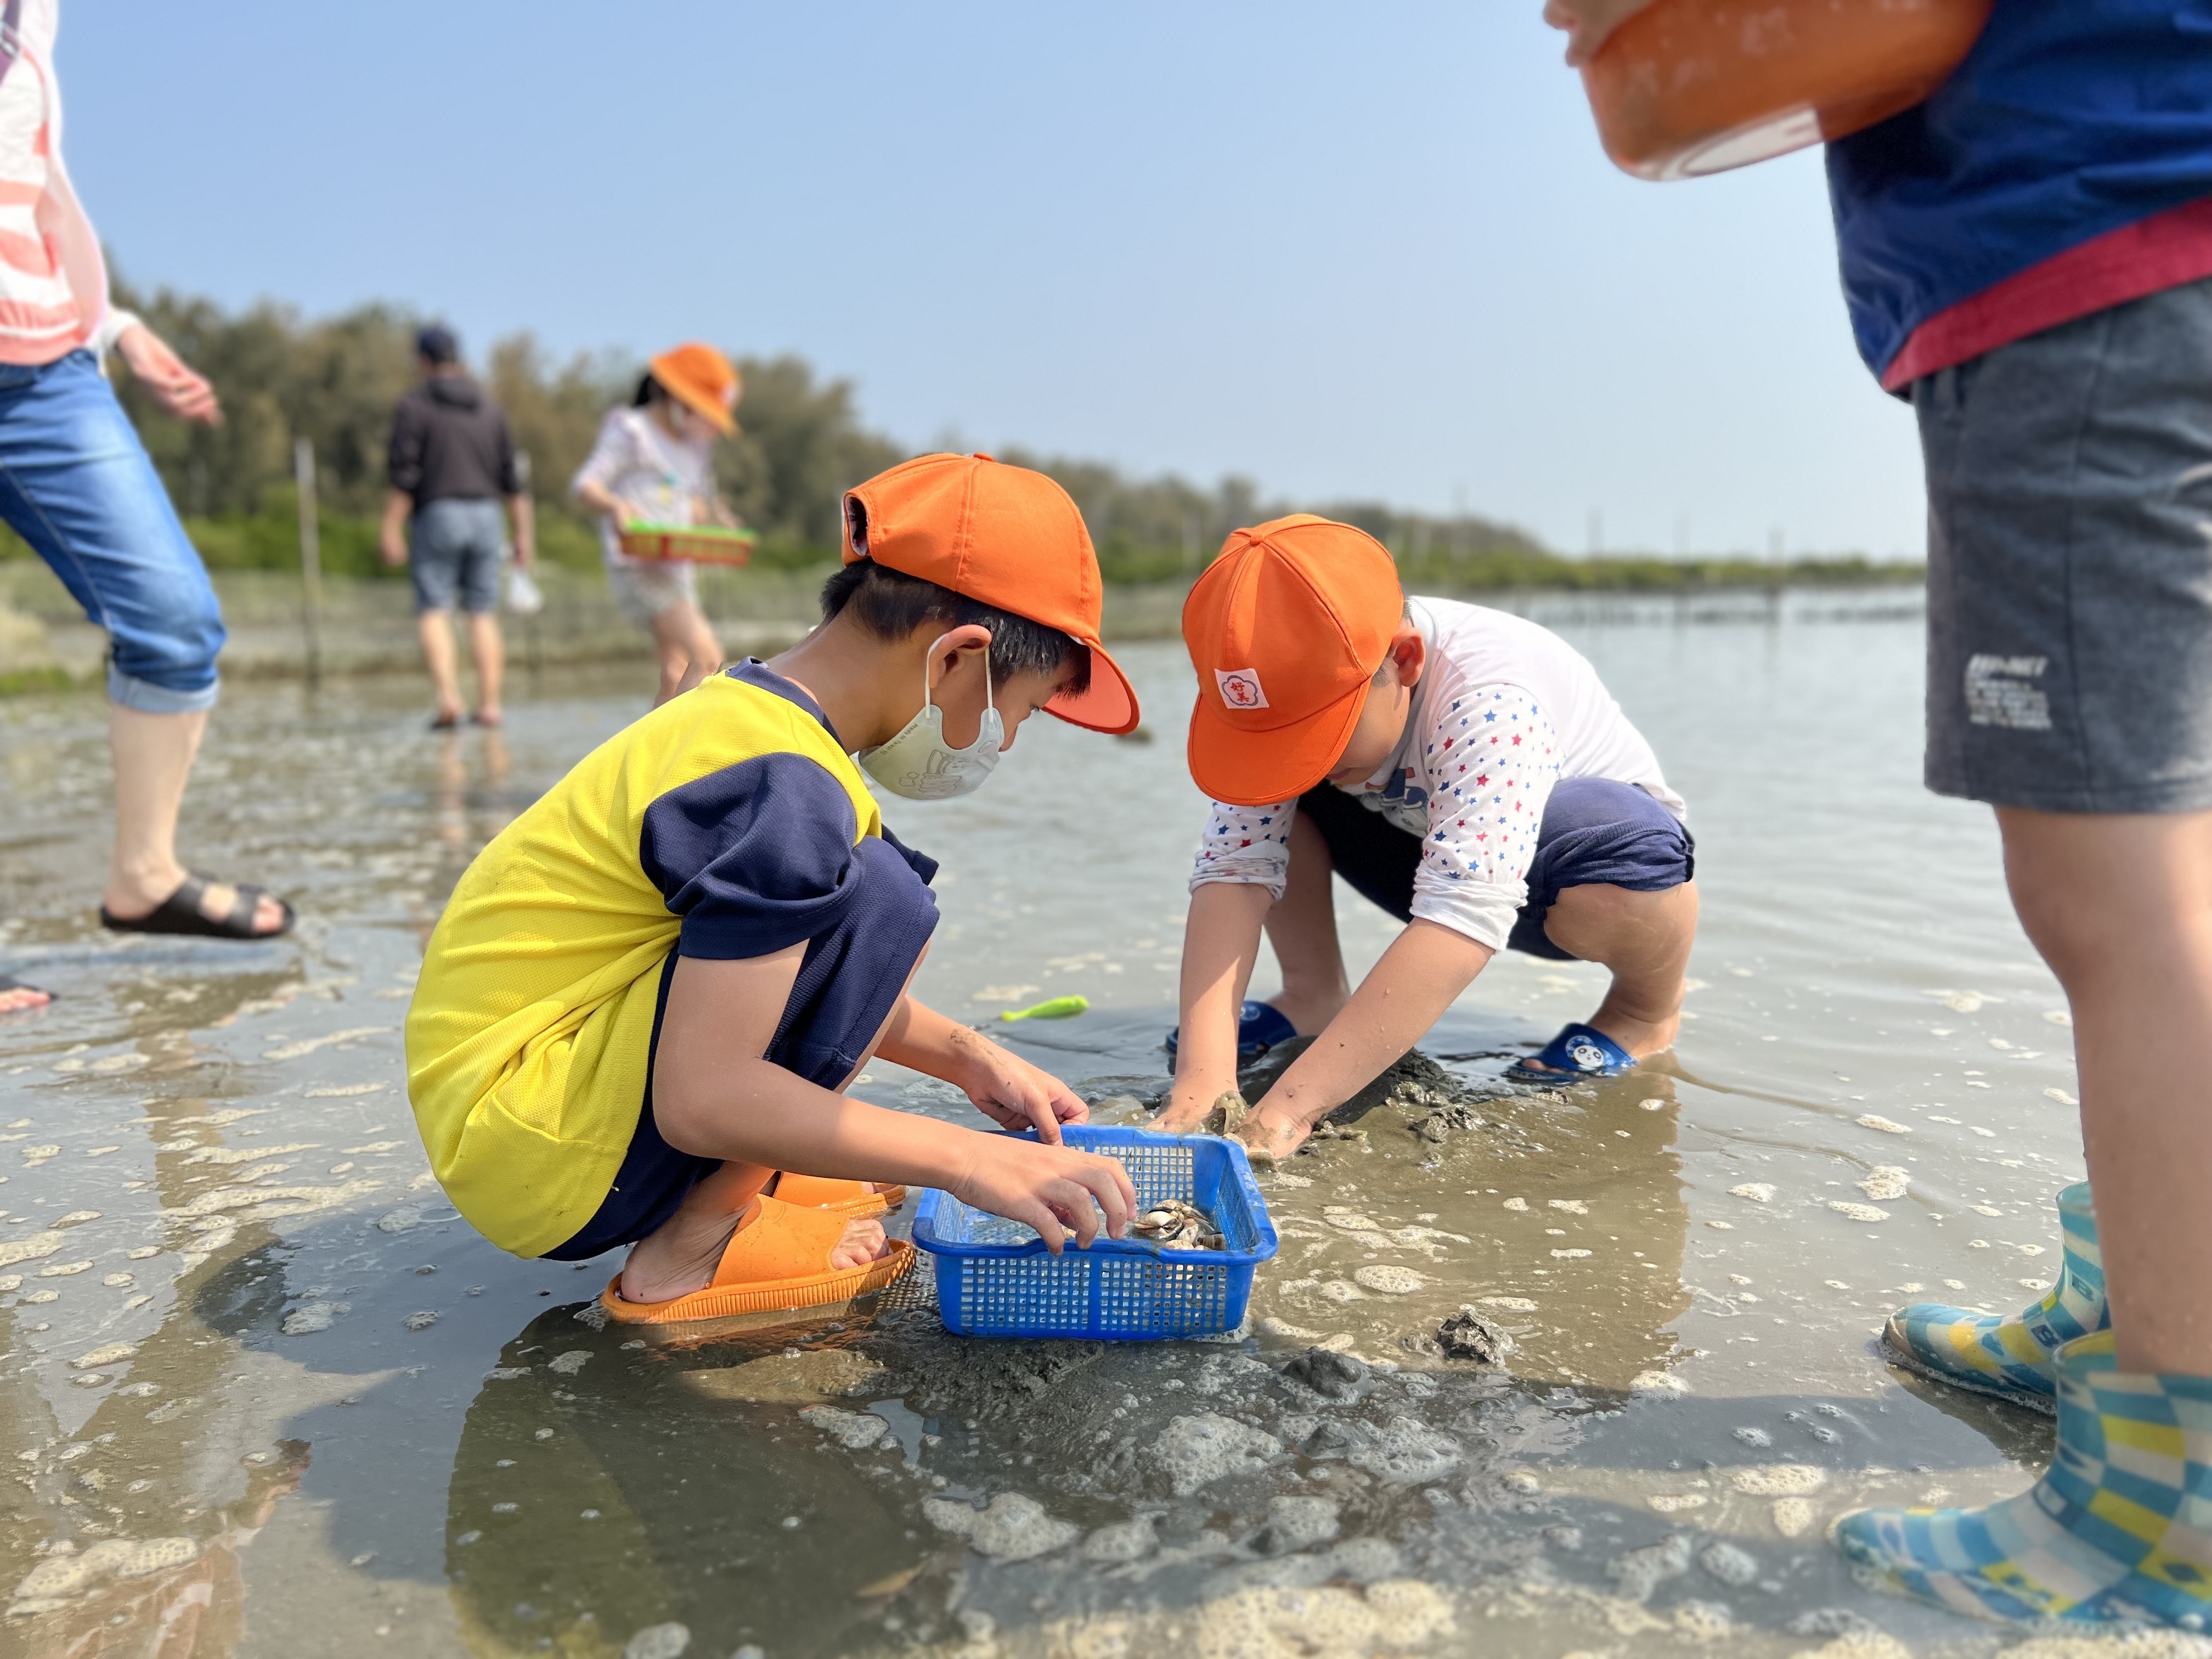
[922,633,949,713]
[923,633,995,724]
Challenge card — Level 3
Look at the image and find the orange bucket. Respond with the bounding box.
[1581,0,1993,181]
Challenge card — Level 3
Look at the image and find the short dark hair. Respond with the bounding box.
[820,558,1092,695]
[630,372,664,409]
[416,325,459,365]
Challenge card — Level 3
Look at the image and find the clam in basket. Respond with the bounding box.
[912,1126,1278,1340]
[616,522,758,567]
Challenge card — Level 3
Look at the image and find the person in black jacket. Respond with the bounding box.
[380,325,536,729]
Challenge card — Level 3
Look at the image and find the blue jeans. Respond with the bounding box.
[0,351,223,712]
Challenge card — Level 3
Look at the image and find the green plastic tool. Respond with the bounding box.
[999,994,1090,1023]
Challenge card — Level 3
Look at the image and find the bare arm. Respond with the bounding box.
[112,319,221,425]
[653,951,1134,1249]
[1543,0,1660,65]
[379,489,412,567]
[506,492,535,568]
[574,478,629,523]
[1239,919,1493,1160]
[1156,881,1273,1131]
[873,997,1090,1143]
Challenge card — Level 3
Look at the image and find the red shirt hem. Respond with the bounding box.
[1881,196,2212,392]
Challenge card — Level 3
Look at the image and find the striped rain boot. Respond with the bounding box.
[1880,1181,2104,1414]
[1835,1331,2212,1628]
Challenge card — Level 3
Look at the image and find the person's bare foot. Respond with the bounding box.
[0,981,51,1014]
[1515,1008,1681,1074]
[469,708,503,727]
[616,1201,889,1304]
[102,867,288,936]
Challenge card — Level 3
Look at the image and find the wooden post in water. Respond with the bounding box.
[293,436,323,688]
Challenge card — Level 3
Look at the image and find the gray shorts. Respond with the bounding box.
[1919,276,2212,813]
[410,499,506,614]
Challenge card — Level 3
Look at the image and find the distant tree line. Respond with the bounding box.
[1,276,1917,591]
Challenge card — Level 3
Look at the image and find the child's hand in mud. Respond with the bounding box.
[951,1135,1137,1254]
[1542,0,1658,65]
[1237,1102,1312,1165]
[1153,1077,1229,1135]
[951,1029,1088,1144]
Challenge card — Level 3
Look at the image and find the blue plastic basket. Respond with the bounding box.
[911,1126,1279,1340]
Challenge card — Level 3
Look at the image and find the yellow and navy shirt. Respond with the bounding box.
[405,662,935,1257]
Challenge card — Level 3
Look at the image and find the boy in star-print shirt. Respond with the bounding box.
[1155,515,1696,1159]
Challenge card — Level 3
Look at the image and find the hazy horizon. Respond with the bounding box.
[60,2,1926,560]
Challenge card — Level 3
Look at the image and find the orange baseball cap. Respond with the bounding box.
[650,343,741,435]
[841,453,1140,735]
[1182,515,1403,805]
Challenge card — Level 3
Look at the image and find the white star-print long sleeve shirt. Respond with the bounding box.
[1189,596,1685,952]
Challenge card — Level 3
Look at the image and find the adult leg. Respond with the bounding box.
[1262,812,1352,1033]
[465,611,505,722]
[416,610,463,724]
[0,352,282,933]
[455,515,506,723]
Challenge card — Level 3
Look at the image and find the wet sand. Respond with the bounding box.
[0,620,2137,1658]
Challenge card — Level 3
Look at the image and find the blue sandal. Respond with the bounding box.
[1165,1000,1299,1064]
[1503,1022,1636,1084]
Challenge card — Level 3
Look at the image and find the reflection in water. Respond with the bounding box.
[445,1309,927,1657]
[13,1441,308,1657]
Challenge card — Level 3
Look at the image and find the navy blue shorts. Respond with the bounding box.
[543,833,940,1260]
[1296,776,1694,961]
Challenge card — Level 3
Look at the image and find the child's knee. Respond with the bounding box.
[1544,880,1695,955]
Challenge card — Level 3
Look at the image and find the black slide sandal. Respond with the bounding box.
[100,873,296,941]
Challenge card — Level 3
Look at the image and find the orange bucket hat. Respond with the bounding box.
[841,453,1140,735]
[649,343,741,436]
[1182,515,1404,806]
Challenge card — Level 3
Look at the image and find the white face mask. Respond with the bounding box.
[857,636,1005,800]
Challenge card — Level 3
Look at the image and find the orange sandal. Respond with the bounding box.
[598,1194,914,1324]
[770,1172,908,1218]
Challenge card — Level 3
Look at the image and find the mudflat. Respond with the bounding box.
[0,614,2091,1657]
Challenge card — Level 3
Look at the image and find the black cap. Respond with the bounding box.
[416,324,459,365]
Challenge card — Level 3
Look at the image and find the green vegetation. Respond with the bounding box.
[0,278,1920,591]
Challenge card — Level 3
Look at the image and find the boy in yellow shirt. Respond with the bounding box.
[406,455,1141,1321]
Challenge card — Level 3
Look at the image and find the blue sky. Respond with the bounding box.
[60,2,1923,558]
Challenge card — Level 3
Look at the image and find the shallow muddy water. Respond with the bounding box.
[0,611,2140,1658]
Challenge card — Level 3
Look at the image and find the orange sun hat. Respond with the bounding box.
[1182,515,1403,806]
[841,453,1141,735]
[649,343,742,435]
